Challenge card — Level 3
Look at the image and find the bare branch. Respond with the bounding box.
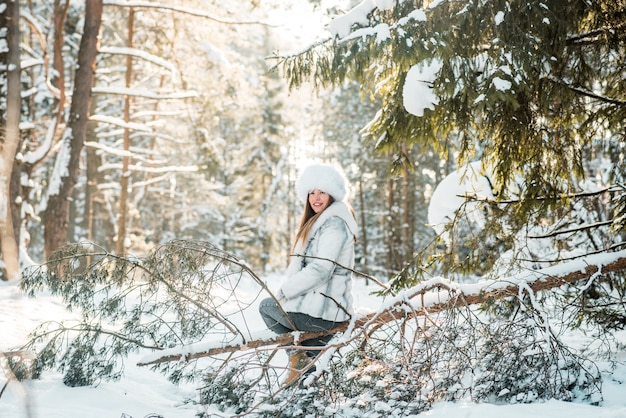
[103,1,275,26]
[529,220,613,239]
[290,253,391,292]
[464,184,622,205]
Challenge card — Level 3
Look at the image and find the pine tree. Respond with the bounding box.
[273,0,625,283]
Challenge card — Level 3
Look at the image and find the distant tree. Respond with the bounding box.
[7,0,282,262]
[115,7,135,255]
[82,0,293,264]
[6,0,320,270]
[250,73,291,272]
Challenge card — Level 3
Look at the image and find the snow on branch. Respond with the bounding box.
[20,119,57,165]
[91,86,198,100]
[137,249,626,367]
[89,114,153,133]
[99,46,179,81]
[99,163,198,174]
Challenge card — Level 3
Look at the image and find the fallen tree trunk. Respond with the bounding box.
[138,251,626,367]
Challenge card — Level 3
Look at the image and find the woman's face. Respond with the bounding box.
[308,189,331,213]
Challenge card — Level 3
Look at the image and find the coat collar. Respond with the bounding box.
[309,201,358,239]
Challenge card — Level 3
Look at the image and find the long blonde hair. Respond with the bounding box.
[292,196,335,252]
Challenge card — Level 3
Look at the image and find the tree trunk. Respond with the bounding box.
[385,177,395,273]
[53,0,69,121]
[43,0,103,259]
[358,178,369,276]
[401,169,411,263]
[116,7,134,255]
[399,145,415,267]
[0,0,22,280]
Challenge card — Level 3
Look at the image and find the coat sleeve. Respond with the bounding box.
[279,217,350,301]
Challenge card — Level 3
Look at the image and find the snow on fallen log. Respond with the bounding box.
[137,249,626,367]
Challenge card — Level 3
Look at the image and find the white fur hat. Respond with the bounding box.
[296,163,349,202]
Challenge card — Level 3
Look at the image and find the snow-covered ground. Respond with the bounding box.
[2,276,626,418]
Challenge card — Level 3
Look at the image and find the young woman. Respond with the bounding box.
[259,163,358,385]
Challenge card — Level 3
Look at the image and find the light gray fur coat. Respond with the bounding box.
[278,201,358,322]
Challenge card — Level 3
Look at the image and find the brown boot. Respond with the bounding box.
[283,351,311,386]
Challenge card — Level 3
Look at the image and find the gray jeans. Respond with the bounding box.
[259,297,345,357]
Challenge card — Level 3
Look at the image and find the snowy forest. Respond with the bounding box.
[1,0,625,417]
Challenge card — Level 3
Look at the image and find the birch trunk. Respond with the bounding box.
[0,0,22,280]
